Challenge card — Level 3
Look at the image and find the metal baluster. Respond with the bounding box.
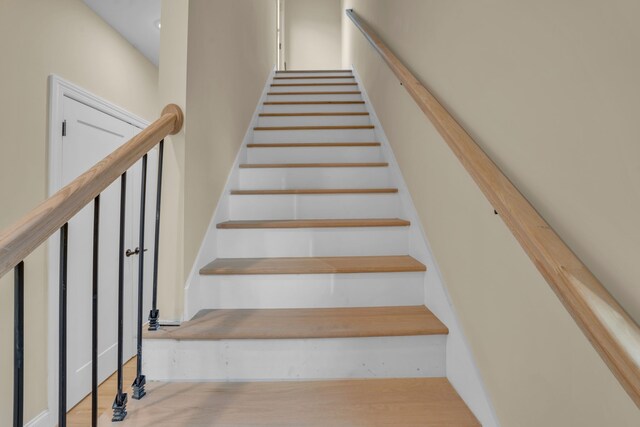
[148,140,164,331]
[91,196,100,427]
[112,173,128,422]
[132,155,147,400]
[13,261,24,427]
[59,223,69,427]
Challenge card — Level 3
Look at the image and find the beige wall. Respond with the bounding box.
[156,0,277,321]
[285,0,342,69]
[342,0,640,425]
[157,0,189,321]
[0,0,159,423]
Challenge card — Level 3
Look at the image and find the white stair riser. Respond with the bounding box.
[262,103,367,114]
[269,85,360,93]
[217,227,409,258]
[247,146,383,163]
[194,272,425,309]
[275,72,353,78]
[229,194,400,220]
[253,129,376,143]
[274,78,356,84]
[238,168,392,189]
[144,335,446,381]
[266,93,363,102]
[257,115,371,127]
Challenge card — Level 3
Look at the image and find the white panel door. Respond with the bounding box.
[60,96,157,410]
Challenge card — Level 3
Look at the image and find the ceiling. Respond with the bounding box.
[83,0,161,66]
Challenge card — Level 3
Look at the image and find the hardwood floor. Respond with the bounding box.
[98,378,479,426]
[67,357,137,427]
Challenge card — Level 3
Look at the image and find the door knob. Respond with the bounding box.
[125,247,140,257]
[126,247,149,257]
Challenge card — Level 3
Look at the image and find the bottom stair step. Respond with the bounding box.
[146,306,448,340]
[98,378,480,426]
[142,306,447,381]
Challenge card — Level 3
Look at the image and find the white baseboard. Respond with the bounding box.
[25,410,50,427]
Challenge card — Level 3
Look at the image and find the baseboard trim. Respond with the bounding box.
[25,410,49,427]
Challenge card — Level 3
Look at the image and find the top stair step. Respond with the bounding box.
[273,75,356,80]
[200,255,426,275]
[216,218,411,229]
[271,83,358,87]
[267,91,362,96]
[264,101,364,105]
[276,69,353,73]
[247,142,380,148]
[146,305,447,340]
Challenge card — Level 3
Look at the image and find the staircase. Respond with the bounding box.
[100,70,480,425]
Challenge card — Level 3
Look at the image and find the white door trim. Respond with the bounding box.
[46,75,150,426]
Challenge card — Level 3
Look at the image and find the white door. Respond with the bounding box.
[59,96,157,409]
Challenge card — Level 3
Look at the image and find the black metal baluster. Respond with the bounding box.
[112,173,128,422]
[59,223,69,427]
[132,155,147,400]
[148,140,164,331]
[91,196,100,427]
[13,261,24,427]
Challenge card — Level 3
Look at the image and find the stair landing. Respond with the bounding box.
[98,378,479,426]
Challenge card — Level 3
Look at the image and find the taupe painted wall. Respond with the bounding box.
[342,0,640,425]
[156,0,189,321]
[0,0,159,422]
[156,0,277,321]
[285,0,342,69]
[184,0,276,285]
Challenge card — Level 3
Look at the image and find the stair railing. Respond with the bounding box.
[346,8,640,408]
[0,104,184,426]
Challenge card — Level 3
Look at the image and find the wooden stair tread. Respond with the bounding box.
[230,188,397,195]
[264,101,365,105]
[254,125,374,131]
[200,255,426,275]
[247,142,380,148]
[273,75,356,79]
[147,305,446,340]
[258,112,369,117]
[268,91,362,95]
[99,378,479,426]
[276,69,353,73]
[271,83,358,87]
[217,218,410,229]
[239,162,388,168]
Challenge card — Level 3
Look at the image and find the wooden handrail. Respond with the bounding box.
[0,104,184,278]
[346,9,640,407]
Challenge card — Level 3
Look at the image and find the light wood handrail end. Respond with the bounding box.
[162,103,184,135]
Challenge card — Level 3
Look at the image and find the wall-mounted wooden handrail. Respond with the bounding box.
[346,9,640,407]
[0,104,184,279]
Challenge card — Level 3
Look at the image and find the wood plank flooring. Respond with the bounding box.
[98,378,479,426]
[67,357,137,427]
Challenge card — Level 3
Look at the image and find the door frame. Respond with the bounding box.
[46,75,150,425]
[277,0,286,70]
